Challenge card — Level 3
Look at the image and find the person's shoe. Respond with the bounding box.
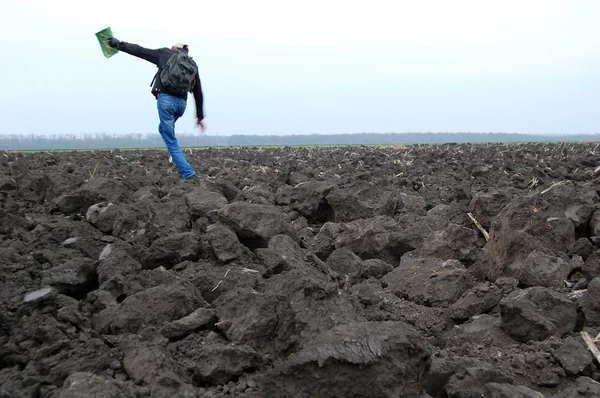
[181,175,200,184]
[181,174,215,184]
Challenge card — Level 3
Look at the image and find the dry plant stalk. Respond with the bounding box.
[212,268,231,291]
[527,176,539,191]
[567,289,587,300]
[581,331,600,364]
[467,212,490,242]
[541,181,566,195]
[89,160,100,179]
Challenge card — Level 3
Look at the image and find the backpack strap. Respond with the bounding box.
[150,68,159,87]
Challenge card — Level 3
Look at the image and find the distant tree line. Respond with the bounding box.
[1,132,599,151]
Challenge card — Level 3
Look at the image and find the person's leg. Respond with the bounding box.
[157,95,196,179]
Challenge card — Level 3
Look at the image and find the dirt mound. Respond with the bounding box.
[2,143,600,397]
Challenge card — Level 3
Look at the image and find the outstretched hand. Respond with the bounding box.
[107,38,120,48]
[197,119,206,133]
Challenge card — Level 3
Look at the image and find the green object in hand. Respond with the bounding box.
[95,27,119,58]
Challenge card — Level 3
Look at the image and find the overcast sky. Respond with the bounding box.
[1,0,598,137]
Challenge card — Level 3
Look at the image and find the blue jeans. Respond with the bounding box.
[157,94,196,179]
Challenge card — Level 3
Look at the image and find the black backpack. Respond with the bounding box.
[158,51,198,97]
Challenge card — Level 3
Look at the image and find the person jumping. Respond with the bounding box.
[107,38,205,183]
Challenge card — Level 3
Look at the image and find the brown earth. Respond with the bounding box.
[2,143,600,397]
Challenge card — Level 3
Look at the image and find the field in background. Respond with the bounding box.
[2,132,600,151]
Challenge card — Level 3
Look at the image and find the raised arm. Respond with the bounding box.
[108,38,163,66]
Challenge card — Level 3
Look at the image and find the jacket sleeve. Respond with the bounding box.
[117,42,163,66]
[192,76,204,120]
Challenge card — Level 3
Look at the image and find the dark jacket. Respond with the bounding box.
[117,41,204,120]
